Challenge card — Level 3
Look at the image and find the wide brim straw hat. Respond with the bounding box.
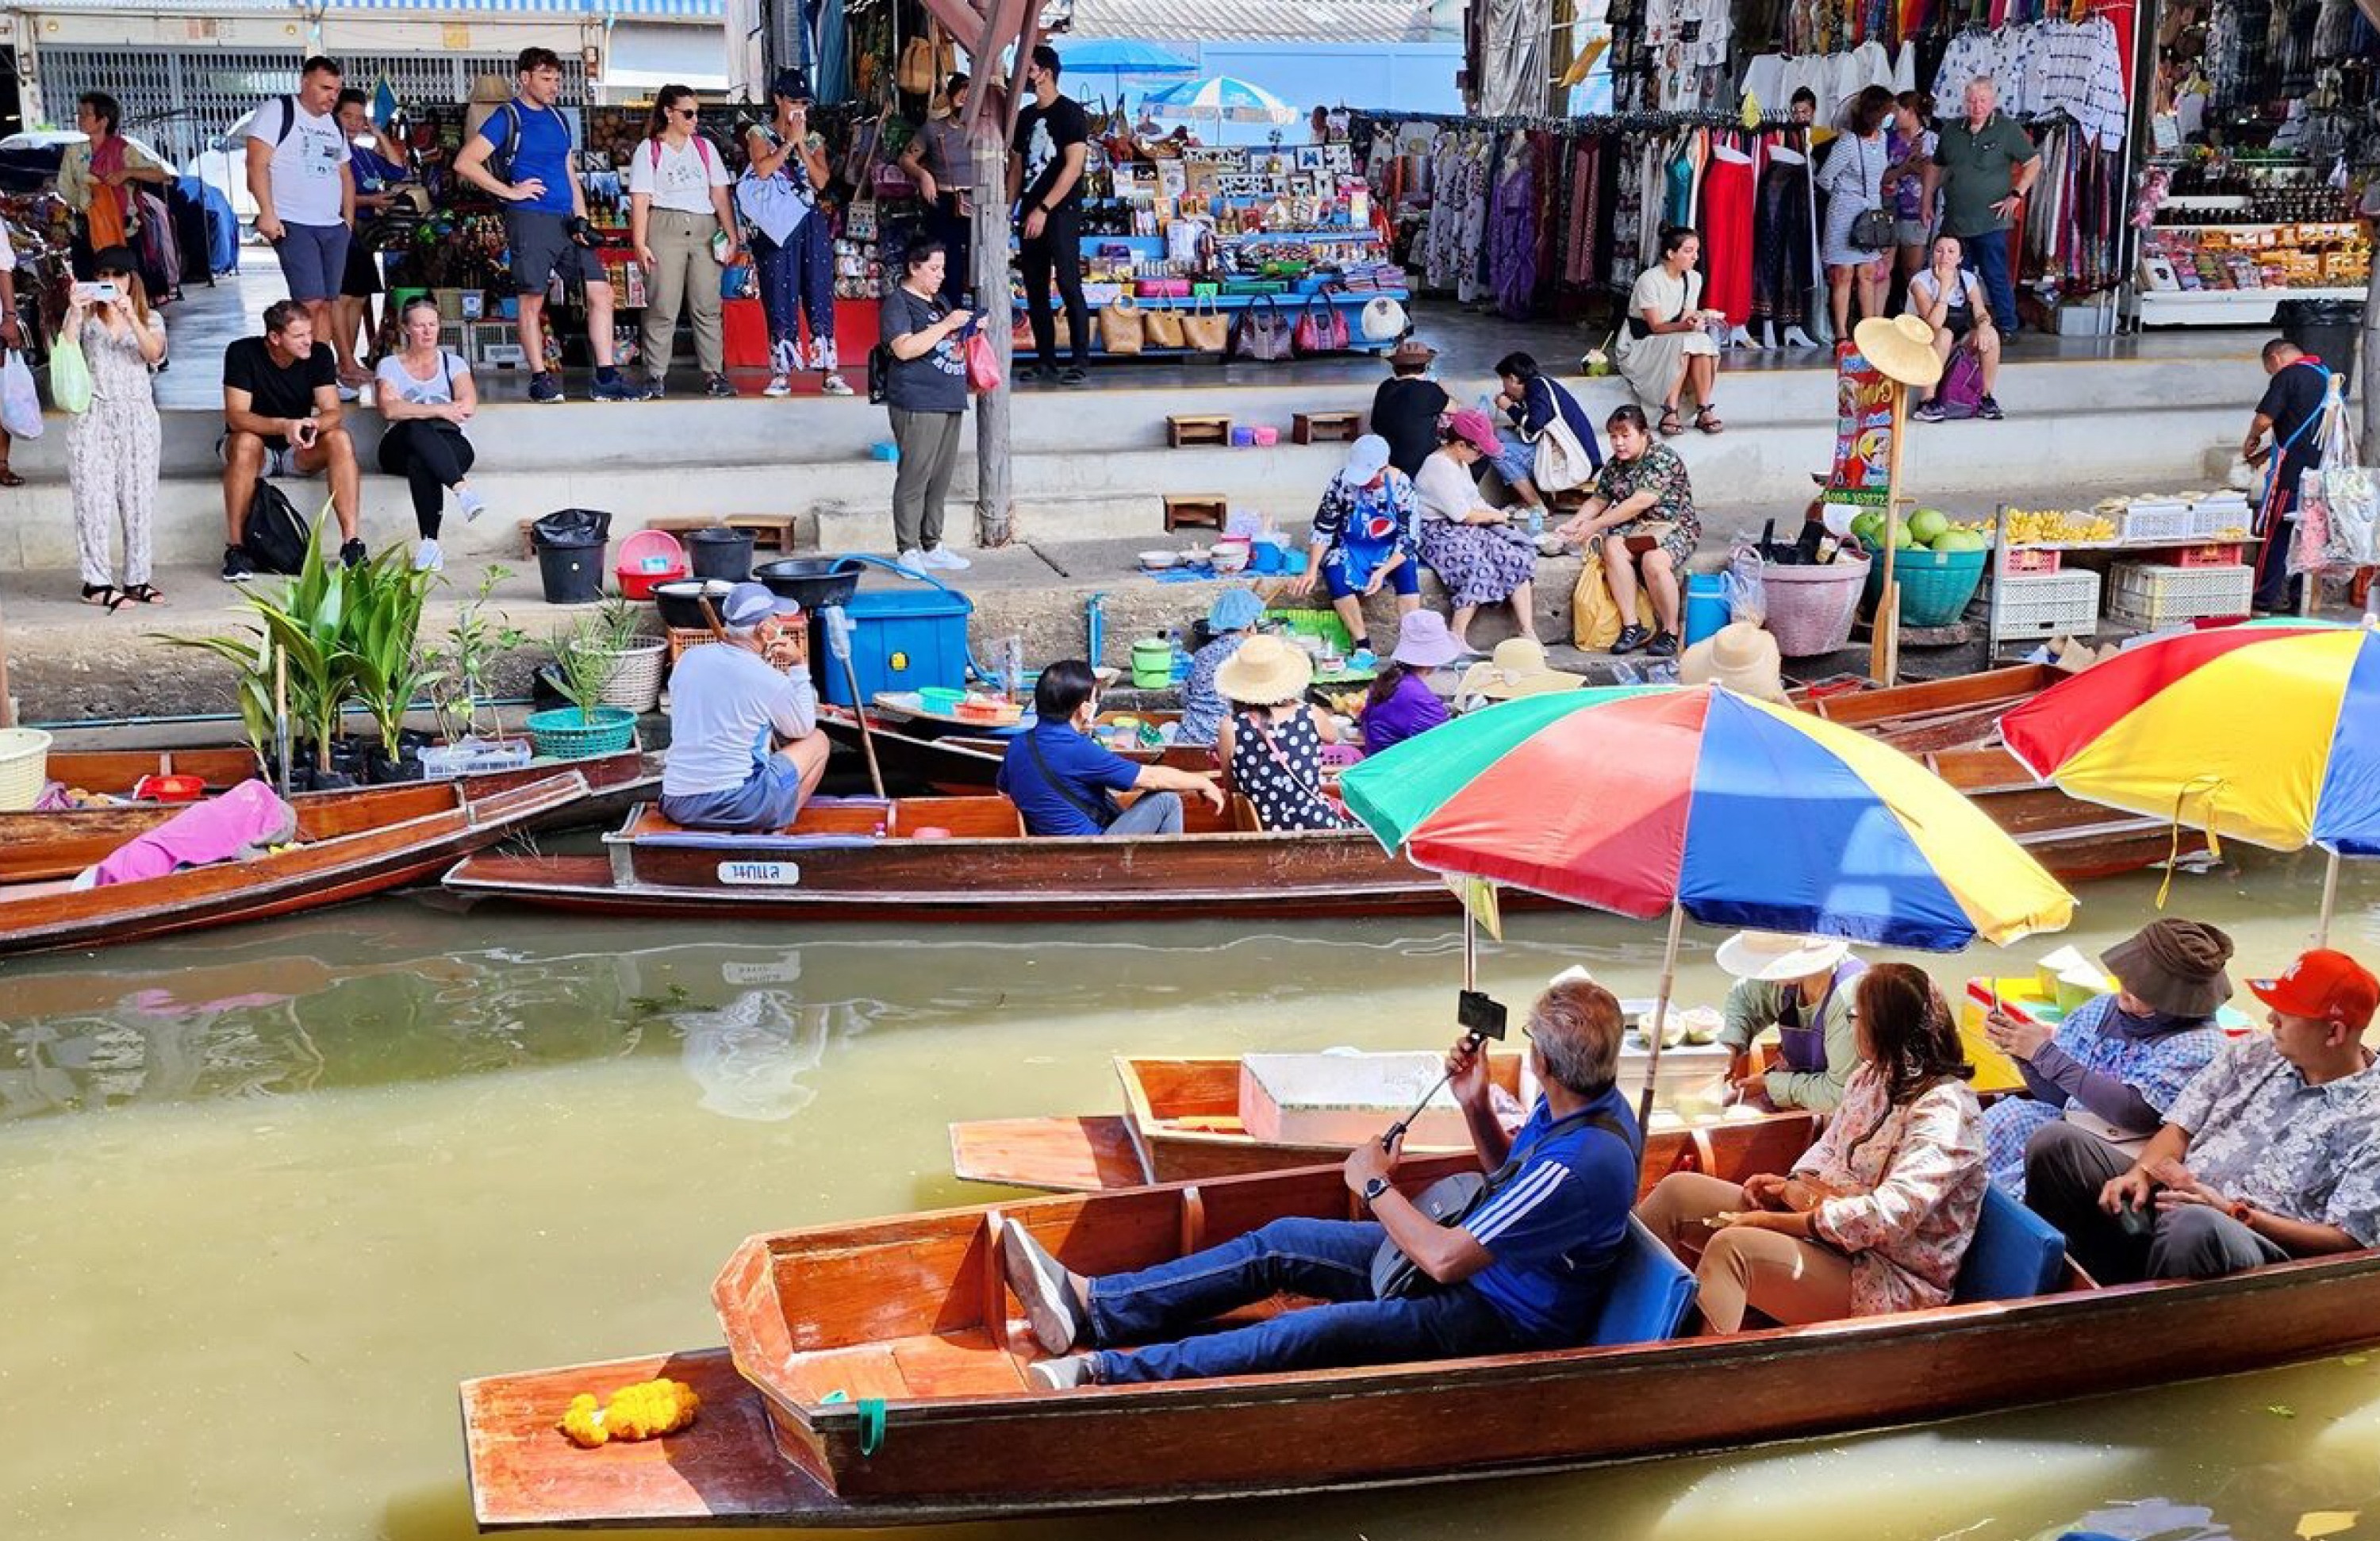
[1679,621,1787,703]
[1852,313,1946,389]
[2102,918,2236,1018]
[1214,632,1314,705]
[1715,928,1854,982]
[1456,637,1585,701]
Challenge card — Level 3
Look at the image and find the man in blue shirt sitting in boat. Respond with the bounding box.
[998,659,1221,837]
[1004,978,1641,1388]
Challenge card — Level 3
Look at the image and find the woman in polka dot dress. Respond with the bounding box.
[1213,634,1350,832]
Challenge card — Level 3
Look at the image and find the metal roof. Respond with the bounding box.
[1063,0,1435,44]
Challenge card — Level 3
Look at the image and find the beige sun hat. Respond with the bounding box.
[1457,637,1587,702]
[1714,929,1853,982]
[1852,313,1946,390]
[1679,621,1787,704]
[1214,632,1315,705]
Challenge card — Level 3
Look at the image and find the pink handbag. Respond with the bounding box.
[1137,278,1190,298]
[1292,293,1351,355]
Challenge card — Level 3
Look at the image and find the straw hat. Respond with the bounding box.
[1852,313,1946,389]
[2102,918,2235,1018]
[1390,609,1463,668]
[1215,632,1315,705]
[1679,621,1787,703]
[1457,638,1585,701]
[1716,929,1853,982]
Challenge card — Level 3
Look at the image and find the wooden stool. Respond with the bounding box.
[724,513,800,554]
[1292,411,1361,445]
[1163,494,1228,533]
[1168,413,1233,448]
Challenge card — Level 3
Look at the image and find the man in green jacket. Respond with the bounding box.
[1714,930,1867,1113]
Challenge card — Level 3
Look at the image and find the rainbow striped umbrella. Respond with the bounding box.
[1342,686,2075,1116]
[2001,618,2380,940]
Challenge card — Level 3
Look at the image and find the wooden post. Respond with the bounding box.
[970,125,1012,550]
[1868,382,1910,687]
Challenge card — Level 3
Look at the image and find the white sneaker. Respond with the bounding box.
[413,539,443,573]
[895,548,929,576]
[762,372,793,398]
[820,374,855,398]
[457,488,486,525]
[922,546,972,571]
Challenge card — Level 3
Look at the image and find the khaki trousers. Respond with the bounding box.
[643,209,724,378]
[1636,1170,1855,1334]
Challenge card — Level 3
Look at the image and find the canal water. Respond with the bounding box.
[4,851,2378,1541]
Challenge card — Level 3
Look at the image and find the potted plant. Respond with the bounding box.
[524,611,639,759]
[344,544,444,782]
[422,566,532,775]
[574,590,667,713]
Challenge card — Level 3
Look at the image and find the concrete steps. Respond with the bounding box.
[0,344,2268,573]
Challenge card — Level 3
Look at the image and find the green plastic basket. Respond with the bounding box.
[524,706,639,759]
[1861,546,1989,628]
[1273,609,1356,654]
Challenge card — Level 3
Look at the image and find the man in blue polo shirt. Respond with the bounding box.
[452,47,639,404]
[1004,978,1642,1387]
[997,658,1220,836]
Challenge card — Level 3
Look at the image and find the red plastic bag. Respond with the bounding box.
[964,332,1002,393]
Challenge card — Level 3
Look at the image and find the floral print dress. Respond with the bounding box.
[1591,444,1702,569]
[1793,1063,1988,1316]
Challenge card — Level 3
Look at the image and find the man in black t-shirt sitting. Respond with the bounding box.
[219,298,365,580]
[2243,336,2332,613]
[1008,44,1091,386]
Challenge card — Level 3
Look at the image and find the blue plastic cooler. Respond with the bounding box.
[818,586,973,706]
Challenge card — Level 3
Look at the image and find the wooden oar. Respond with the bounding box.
[822,605,887,800]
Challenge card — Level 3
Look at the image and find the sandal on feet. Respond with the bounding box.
[1695,405,1725,434]
[119,583,166,605]
[0,466,24,487]
[80,583,118,607]
[1657,407,1683,437]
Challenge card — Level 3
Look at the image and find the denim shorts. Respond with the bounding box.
[1492,429,1536,490]
[273,221,351,302]
[660,757,806,832]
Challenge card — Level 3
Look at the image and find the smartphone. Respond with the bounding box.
[1455,989,1508,1043]
[71,281,120,305]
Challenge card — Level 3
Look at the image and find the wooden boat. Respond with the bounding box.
[443,792,1514,923]
[459,1131,2380,1529]
[817,707,1212,795]
[3,744,655,885]
[951,1051,1744,1193]
[0,771,589,957]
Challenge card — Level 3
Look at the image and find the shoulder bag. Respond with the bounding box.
[1180,294,1229,355]
[1098,293,1146,355]
[1369,1107,1641,1299]
[1523,386,1595,494]
[1142,303,1186,351]
[1848,137,1895,253]
[1232,294,1296,363]
[1293,292,1351,355]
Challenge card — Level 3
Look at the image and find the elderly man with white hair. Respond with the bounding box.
[1922,76,2038,337]
[658,581,827,831]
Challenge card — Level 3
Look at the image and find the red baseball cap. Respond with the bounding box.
[2248,949,2380,1032]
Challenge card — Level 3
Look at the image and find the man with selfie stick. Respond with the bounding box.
[219,298,365,580]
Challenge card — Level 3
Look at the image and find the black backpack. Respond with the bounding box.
[242,478,309,575]
[866,341,892,405]
[481,102,528,186]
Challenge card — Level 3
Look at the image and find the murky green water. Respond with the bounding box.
[5,851,2378,1541]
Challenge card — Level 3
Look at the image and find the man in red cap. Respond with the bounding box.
[2025,947,2379,1283]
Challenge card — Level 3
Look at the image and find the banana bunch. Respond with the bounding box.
[2005,509,2117,543]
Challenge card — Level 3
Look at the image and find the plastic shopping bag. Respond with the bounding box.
[49,335,93,415]
[1,349,43,439]
[1722,543,1768,627]
[2292,374,2379,574]
[964,331,1002,393]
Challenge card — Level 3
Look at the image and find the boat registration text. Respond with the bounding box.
[717,860,802,887]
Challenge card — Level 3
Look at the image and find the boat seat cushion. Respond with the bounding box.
[1950,1183,2067,1305]
[1584,1216,1699,1347]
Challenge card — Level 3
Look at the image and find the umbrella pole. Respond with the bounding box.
[1463,905,1476,992]
[2318,847,2341,948]
[1637,900,1686,1130]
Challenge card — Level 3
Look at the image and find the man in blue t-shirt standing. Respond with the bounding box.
[1003,978,1643,1387]
[452,48,640,403]
[996,659,1220,837]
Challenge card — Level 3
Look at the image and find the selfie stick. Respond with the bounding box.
[1380,1025,1491,1151]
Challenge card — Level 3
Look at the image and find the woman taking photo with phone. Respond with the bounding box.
[65,245,168,609]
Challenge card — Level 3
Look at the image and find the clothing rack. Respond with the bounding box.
[1359,108,1807,136]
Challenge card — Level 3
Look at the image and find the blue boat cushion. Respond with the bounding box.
[1585,1215,1700,1347]
[1950,1184,2068,1305]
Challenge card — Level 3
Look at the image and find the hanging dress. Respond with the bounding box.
[1699,139,1756,326]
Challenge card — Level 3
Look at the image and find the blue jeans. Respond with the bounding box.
[1960,229,2018,334]
[1101,790,1182,836]
[1087,1216,1522,1384]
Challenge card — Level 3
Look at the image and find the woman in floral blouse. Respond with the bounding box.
[1637,962,1987,1332]
[1553,403,1702,659]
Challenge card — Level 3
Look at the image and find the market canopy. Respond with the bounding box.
[1054,39,1197,79]
[1061,0,1439,43]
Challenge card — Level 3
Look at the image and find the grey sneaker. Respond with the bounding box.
[528,371,564,405]
[704,373,737,398]
[1000,1216,1083,1355]
[1027,1354,1098,1392]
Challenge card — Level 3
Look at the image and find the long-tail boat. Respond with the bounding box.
[4,744,654,885]
[443,793,1523,922]
[0,771,588,957]
[458,1128,2380,1529]
[950,1051,1748,1192]
[816,706,1211,795]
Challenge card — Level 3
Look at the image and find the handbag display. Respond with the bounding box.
[1358,295,1408,342]
[896,25,955,95]
[1098,294,1146,355]
[1292,294,1351,355]
[1142,306,1186,350]
[1232,295,1296,363]
[1180,295,1228,354]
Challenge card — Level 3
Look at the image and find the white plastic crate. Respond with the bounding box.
[2106,561,2254,628]
[1992,569,2102,640]
[2118,501,2193,544]
[2187,494,2254,540]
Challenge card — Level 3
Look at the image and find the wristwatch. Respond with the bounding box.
[1361,1175,1392,1207]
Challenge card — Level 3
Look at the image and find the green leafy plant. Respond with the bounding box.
[344,545,444,760]
[425,565,527,744]
[159,628,277,764]
[161,514,355,772]
[551,612,624,724]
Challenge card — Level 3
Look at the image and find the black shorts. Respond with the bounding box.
[341,232,383,298]
[504,209,608,296]
[1944,308,1974,342]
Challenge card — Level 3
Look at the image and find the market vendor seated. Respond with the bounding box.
[1552,404,1701,659]
[657,582,828,832]
[1288,434,1421,669]
[1004,978,1641,1388]
[2025,948,2380,1285]
[1638,963,1986,1335]
[1714,930,1868,1114]
[1982,918,2232,1200]
[998,659,1223,838]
